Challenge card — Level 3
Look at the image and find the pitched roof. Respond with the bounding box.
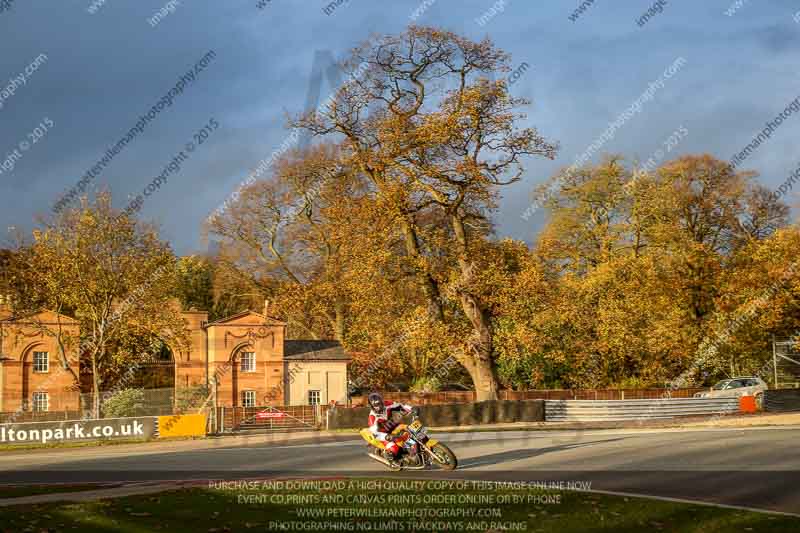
[204,310,287,327]
[0,308,79,325]
[283,340,350,361]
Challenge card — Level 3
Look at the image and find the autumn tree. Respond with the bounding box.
[534,154,794,386]
[5,241,83,388]
[530,157,694,386]
[536,156,638,273]
[643,156,785,327]
[209,149,461,388]
[0,249,14,297]
[294,26,556,399]
[174,254,258,322]
[208,143,375,341]
[708,226,800,376]
[13,192,188,416]
[175,255,215,313]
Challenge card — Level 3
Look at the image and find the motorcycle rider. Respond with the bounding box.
[367,392,415,465]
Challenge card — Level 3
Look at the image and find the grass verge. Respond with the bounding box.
[0,438,150,452]
[0,435,208,452]
[0,478,796,532]
[0,484,120,499]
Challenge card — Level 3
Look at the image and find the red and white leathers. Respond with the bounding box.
[368,400,413,457]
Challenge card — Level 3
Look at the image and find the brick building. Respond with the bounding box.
[0,303,349,414]
[0,307,81,413]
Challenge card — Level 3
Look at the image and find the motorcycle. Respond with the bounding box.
[360,416,458,471]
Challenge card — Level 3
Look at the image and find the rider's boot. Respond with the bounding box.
[383,449,402,469]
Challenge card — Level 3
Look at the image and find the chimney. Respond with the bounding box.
[263,299,270,320]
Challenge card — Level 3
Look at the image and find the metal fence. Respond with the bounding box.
[82,387,176,417]
[215,404,325,434]
[544,397,740,422]
[0,410,83,424]
[0,387,182,423]
[773,337,800,389]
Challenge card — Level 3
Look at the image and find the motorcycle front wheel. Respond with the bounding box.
[430,443,458,470]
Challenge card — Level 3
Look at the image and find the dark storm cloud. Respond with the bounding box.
[1,0,798,253]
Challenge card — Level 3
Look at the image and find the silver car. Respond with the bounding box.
[694,376,768,407]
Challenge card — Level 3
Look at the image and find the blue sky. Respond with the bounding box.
[1,0,799,254]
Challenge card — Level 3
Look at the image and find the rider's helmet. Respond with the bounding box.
[368,392,385,414]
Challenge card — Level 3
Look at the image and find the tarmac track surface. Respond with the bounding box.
[0,427,798,514]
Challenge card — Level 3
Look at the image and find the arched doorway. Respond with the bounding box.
[108,339,176,415]
[229,343,255,408]
[19,342,46,411]
[121,340,175,390]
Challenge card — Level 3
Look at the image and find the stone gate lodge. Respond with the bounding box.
[0,301,349,413]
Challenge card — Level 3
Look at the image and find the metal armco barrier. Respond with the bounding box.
[544,398,740,422]
[764,389,800,412]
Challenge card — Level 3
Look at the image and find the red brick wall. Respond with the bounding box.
[1,317,81,413]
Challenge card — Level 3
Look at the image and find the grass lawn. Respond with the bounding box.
[0,479,796,532]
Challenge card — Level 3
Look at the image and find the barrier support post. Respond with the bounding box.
[773,335,779,389]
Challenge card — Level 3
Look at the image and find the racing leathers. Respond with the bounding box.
[368,400,413,458]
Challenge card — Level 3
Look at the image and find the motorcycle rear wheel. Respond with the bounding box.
[430,443,457,470]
